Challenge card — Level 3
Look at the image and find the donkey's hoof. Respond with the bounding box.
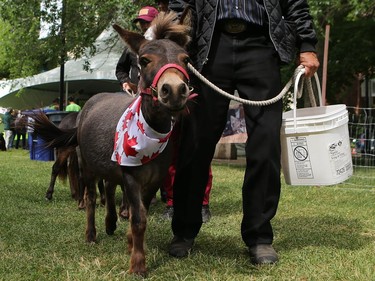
[129,267,147,277]
[100,197,106,207]
[45,193,52,201]
[129,253,146,276]
[105,225,117,235]
[119,209,129,220]
[78,200,86,210]
[85,231,97,243]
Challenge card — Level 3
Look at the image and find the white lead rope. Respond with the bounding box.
[187,63,321,107]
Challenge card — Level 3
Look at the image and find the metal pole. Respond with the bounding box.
[65,81,68,110]
[59,60,65,111]
[322,24,330,106]
[59,0,66,111]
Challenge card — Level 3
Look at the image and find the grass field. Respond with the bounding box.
[0,149,374,280]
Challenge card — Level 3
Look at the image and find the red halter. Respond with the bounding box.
[140,63,190,100]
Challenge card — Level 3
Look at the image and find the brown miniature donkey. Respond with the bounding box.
[32,11,193,276]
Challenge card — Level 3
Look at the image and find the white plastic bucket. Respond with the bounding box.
[280,69,352,186]
[281,104,353,185]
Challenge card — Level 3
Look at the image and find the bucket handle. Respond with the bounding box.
[292,68,322,133]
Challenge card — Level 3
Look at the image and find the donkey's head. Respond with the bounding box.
[113,11,192,113]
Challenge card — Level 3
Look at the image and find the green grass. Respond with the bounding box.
[0,150,374,280]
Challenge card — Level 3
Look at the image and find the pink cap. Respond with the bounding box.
[133,6,159,23]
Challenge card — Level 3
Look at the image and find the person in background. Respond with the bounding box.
[168,0,320,265]
[3,108,16,150]
[115,6,161,205]
[14,113,28,149]
[115,6,159,95]
[65,96,81,112]
[162,164,213,223]
[49,98,60,111]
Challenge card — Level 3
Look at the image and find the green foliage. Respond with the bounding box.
[327,18,375,103]
[309,0,375,104]
[0,1,49,79]
[0,0,373,104]
[0,0,148,80]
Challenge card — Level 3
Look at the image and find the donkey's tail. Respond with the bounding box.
[29,112,78,148]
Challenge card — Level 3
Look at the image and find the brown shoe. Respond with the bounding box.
[168,236,194,258]
[249,244,278,265]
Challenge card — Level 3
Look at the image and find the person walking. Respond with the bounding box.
[167,0,320,265]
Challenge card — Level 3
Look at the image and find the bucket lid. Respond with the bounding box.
[282,104,347,122]
[282,104,348,134]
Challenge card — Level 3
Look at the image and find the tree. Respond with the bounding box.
[309,0,375,104]
[0,0,149,80]
[0,1,51,79]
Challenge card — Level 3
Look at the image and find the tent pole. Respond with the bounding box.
[59,0,66,111]
[65,81,68,110]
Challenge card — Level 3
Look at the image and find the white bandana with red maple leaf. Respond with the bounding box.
[111,96,173,166]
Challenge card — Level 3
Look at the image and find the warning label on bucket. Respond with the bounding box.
[290,137,314,179]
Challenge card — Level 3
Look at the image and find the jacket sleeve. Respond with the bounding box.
[281,0,318,53]
[168,0,198,54]
[115,48,132,84]
[168,0,188,15]
[169,0,197,25]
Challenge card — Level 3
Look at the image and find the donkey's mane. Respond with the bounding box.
[151,11,191,48]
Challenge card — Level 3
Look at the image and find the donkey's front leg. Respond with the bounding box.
[123,172,147,276]
[128,202,147,275]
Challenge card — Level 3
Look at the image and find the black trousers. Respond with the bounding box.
[172,27,283,247]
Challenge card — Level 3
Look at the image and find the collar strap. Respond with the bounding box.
[140,63,190,100]
[151,63,190,88]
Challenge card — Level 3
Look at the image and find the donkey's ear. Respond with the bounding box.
[113,24,147,54]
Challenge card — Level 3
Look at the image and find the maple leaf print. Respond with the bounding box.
[123,110,134,130]
[115,151,122,164]
[159,131,172,143]
[114,131,119,148]
[123,132,138,157]
[141,154,151,164]
[137,119,145,134]
[151,150,160,159]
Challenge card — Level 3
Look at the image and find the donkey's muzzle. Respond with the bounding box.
[158,78,189,110]
[160,83,188,100]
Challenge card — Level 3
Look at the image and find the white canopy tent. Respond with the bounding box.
[0,27,124,110]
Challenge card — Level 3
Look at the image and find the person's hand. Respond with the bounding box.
[298,52,320,78]
[122,82,132,92]
[122,82,137,96]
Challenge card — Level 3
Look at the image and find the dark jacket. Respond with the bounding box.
[115,47,139,86]
[3,111,15,131]
[169,0,318,71]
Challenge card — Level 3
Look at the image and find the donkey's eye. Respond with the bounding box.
[139,57,151,67]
